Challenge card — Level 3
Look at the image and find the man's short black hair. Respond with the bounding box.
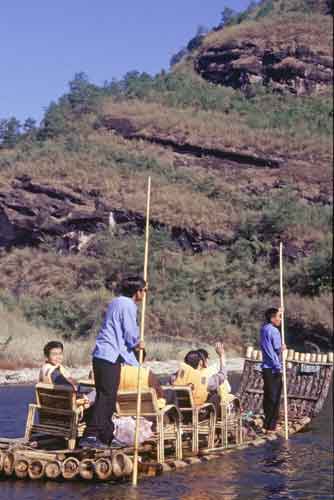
[184,350,202,370]
[197,348,209,360]
[43,341,64,358]
[265,308,279,323]
[120,276,146,298]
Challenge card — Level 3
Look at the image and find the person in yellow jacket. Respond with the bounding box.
[89,349,167,409]
[39,341,77,388]
[118,349,166,409]
[172,343,235,412]
[172,350,212,406]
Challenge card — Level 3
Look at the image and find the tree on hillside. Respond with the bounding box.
[0,117,21,149]
[170,47,188,67]
[68,72,100,114]
[220,6,237,27]
[186,25,209,52]
[23,117,37,133]
[38,101,68,139]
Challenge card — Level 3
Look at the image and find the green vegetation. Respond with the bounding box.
[0,0,332,365]
[1,186,332,352]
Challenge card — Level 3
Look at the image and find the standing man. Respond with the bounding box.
[260,307,285,434]
[80,275,146,448]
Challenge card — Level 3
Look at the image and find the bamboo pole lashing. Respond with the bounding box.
[132,177,151,487]
[279,242,289,441]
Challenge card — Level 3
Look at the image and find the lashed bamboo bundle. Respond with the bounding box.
[79,458,95,480]
[45,460,62,480]
[95,457,113,480]
[14,458,29,479]
[3,452,14,476]
[62,456,80,480]
[28,459,45,480]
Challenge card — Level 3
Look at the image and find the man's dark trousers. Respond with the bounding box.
[84,356,122,444]
[262,368,282,431]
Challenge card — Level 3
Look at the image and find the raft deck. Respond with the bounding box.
[0,348,332,482]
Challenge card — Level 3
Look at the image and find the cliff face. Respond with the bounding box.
[193,6,333,95]
[195,40,333,95]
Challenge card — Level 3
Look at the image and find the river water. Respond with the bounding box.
[0,382,332,500]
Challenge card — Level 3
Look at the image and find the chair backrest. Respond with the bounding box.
[169,386,195,410]
[35,383,76,412]
[117,389,158,416]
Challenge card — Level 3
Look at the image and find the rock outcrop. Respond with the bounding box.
[195,40,333,95]
[0,176,230,254]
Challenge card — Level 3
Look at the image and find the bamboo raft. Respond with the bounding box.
[0,349,332,483]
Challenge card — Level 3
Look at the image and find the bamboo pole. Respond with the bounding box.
[132,176,151,487]
[280,242,289,440]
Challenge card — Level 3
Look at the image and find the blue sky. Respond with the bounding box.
[1,1,249,123]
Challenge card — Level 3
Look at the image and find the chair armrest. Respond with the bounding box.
[158,404,182,421]
[196,403,216,417]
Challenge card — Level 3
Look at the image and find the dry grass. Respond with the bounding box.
[101,99,332,164]
[0,139,240,235]
[203,13,333,55]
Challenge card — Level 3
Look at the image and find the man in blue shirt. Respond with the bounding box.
[80,275,146,448]
[260,307,285,433]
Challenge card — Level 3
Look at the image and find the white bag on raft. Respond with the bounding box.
[113,416,153,446]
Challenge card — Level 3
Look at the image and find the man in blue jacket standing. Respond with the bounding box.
[260,307,285,434]
[80,275,146,448]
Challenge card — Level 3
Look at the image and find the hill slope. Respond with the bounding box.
[0,1,332,359]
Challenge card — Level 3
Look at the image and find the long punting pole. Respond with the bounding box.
[280,242,289,440]
[132,177,151,487]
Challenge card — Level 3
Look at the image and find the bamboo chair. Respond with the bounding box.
[116,389,182,464]
[216,396,243,448]
[165,386,216,454]
[24,383,86,450]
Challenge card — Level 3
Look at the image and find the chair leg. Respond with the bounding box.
[176,421,183,460]
[192,412,199,455]
[157,416,164,464]
[208,412,215,449]
[68,413,79,450]
[239,416,243,444]
[24,405,36,442]
[224,413,228,447]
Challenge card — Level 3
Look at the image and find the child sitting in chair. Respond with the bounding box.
[39,341,94,408]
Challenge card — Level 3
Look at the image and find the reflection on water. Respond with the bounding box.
[0,384,332,500]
